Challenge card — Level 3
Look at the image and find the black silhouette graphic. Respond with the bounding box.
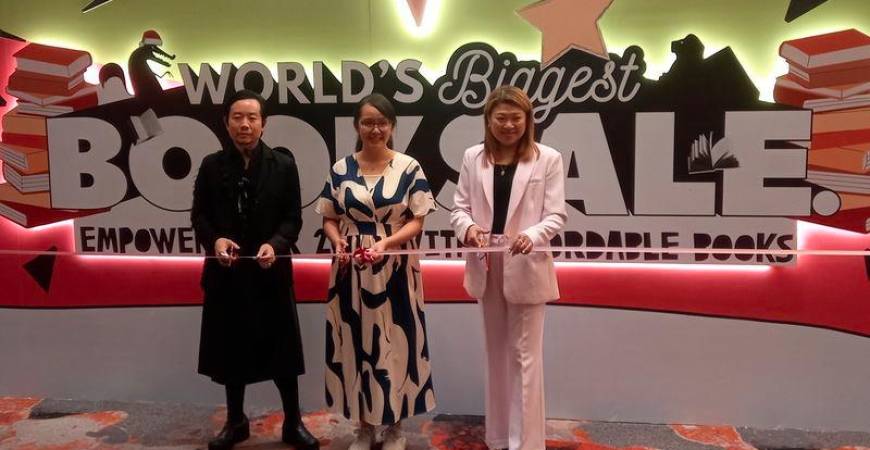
[663,34,704,79]
[657,34,759,107]
[82,0,115,13]
[785,0,831,22]
[128,30,175,103]
[23,246,58,292]
[0,28,25,41]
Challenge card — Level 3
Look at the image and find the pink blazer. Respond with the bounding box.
[450,143,567,304]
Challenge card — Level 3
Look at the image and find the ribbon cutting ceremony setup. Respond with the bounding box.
[1,1,870,449]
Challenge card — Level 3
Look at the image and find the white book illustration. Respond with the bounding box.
[688,133,739,173]
[129,108,163,144]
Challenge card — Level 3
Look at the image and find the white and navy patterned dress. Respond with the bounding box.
[315,152,436,425]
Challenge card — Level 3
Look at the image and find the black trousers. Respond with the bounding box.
[225,376,301,423]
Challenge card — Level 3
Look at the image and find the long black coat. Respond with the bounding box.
[191,142,304,385]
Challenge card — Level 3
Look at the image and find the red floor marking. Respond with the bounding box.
[251,410,284,437]
[423,420,489,450]
[0,397,40,426]
[670,424,756,450]
[77,411,126,427]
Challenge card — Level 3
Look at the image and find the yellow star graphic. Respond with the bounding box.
[518,0,614,66]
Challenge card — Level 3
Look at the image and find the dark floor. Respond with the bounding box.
[1,397,869,449]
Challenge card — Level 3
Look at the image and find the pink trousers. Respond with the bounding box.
[479,238,546,450]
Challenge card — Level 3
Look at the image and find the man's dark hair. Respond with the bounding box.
[224,89,268,123]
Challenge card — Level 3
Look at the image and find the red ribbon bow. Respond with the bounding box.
[353,247,375,263]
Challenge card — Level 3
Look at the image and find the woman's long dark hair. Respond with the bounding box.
[354,93,396,151]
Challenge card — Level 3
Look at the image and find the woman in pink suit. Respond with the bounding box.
[451,86,566,450]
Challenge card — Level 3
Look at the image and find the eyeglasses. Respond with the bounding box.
[359,119,392,130]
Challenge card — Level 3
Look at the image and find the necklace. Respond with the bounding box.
[500,166,506,176]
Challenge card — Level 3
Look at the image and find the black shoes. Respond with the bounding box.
[282,419,320,450]
[207,413,318,450]
[208,415,250,450]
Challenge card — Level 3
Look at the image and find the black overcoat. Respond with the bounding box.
[191,142,304,385]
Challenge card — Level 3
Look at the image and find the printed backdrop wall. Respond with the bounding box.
[0,0,869,335]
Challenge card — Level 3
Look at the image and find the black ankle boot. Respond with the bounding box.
[208,415,250,450]
[282,417,319,450]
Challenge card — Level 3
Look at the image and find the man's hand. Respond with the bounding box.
[215,238,240,267]
[256,243,276,269]
[464,225,489,248]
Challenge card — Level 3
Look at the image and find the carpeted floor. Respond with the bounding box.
[1,397,869,449]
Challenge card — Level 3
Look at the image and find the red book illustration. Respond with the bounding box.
[812,128,870,149]
[805,93,870,112]
[799,206,870,234]
[812,107,870,134]
[7,83,97,106]
[773,75,828,108]
[780,29,870,69]
[807,143,870,174]
[0,142,48,174]
[1,109,47,136]
[1,132,48,149]
[838,191,870,210]
[13,43,92,78]
[0,200,106,228]
[2,164,49,193]
[12,103,73,117]
[0,183,107,228]
[806,168,870,194]
[0,182,50,207]
[789,60,870,88]
[773,74,870,108]
[7,71,85,96]
[52,89,99,110]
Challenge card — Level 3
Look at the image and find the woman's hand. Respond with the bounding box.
[366,239,390,264]
[509,233,533,255]
[332,238,350,267]
[464,225,489,248]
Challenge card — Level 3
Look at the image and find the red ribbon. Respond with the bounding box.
[353,247,375,263]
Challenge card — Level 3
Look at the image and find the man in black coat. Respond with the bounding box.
[191,89,318,450]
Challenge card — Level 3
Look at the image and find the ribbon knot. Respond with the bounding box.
[353,246,375,263]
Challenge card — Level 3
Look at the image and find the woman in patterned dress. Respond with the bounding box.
[315,93,436,450]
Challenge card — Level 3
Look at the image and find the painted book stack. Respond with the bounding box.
[775,29,870,233]
[0,42,103,227]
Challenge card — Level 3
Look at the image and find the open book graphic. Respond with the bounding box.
[688,133,739,173]
[129,108,163,144]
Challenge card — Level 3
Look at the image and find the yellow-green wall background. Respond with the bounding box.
[2,0,869,99]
